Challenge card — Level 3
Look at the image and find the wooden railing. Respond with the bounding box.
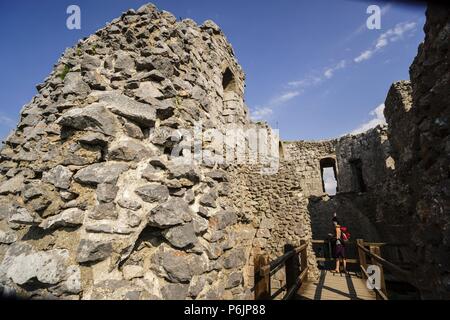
[254,238,415,300]
[254,240,309,300]
[356,239,414,300]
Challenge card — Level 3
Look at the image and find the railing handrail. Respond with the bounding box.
[260,242,308,276]
[360,263,389,300]
[254,238,415,300]
[356,242,412,281]
[254,241,309,300]
[312,239,408,247]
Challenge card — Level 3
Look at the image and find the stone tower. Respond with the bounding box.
[0,3,255,299]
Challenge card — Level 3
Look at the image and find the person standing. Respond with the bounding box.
[332,223,347,273]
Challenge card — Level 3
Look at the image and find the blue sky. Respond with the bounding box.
[0,0,426,142]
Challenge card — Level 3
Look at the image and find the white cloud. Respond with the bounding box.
[250,90,301,121]
[250,107,273,121]
[354,21,418,63]
[288,76,322,88]
[354,50,374,63]
[324,60,347,79]
[351,103,386,135]
[289,59,348,92]
[271,91,301,105]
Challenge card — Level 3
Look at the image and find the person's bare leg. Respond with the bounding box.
[343,259,347,273]
[333,259,340,272]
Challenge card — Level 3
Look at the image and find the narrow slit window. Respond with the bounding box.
[349,159,367,192]
[222,67,236,93]
[320,158,338,195]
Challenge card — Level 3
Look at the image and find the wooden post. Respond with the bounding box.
[300,240,308,284]
[357,239,367,276]
[284,244,297,295]
[370,246,387,300]
[327,240,332,270]
[254,253,270,300]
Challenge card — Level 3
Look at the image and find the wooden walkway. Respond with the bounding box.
[254,239,415,300]
[297,270,376,300]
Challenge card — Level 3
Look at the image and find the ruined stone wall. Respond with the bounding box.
[335,126,394,193]
[225,141,335,297]
[227,163,317,298]
[381,5,450,299]
[0,3,255,300]
[283,140,336,196]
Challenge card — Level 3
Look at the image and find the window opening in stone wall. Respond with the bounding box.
[222,67,237,93]
[349,159,367,193]
[320,158,338,195]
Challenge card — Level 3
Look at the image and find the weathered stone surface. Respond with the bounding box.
[39,208,85,230]
[161,283,189,300]
[141,164,165,182]
[199,191,217,208]
[117,198,142,211]
[202,229,225,243]
[0,243,70,286]
[9,207,41,226]
[148,198,193,228]
[108,140,152,162]
[22,182,45,201]
[81,54,102,71]
[0,201,15,220]
[126,212,142,228]
[74,162,128,185]
[43,165,73,190]
[60,190,78,201]
[63,72,91,96]
[210,210,237,230]
[150,56,175,78]
[123,265,144,280]
[162,223,197,248]
[88,203,119,220]
[60,265,82,294]
[206,169,228,182]
[151,247,208,283]
[167,164,200,183]
[96,183,119,203]
[226,272,243,289]
[188,274,208,297]
[135,184,169,203]
[78,132,110,146]
[93,91,157,127]
[122,120,145,139]
[155,100,175,120]
[0,175,25,195]
[57,103,117,136]
[0,230,17,244]
[134,81,164,101]
[150,126,178,146]
[192,215,209,234]
[85,222,133,235]
[114,50,135,73]
[221,248,246,269]
[76,239,113,264]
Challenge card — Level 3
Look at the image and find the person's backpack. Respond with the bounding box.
[340,226,351,242]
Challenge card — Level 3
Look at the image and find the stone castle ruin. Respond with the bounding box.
[0,3,448,299]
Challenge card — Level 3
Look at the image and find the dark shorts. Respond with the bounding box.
[335,244,346,259]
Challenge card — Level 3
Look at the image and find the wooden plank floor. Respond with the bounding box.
[297,270,376,300]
